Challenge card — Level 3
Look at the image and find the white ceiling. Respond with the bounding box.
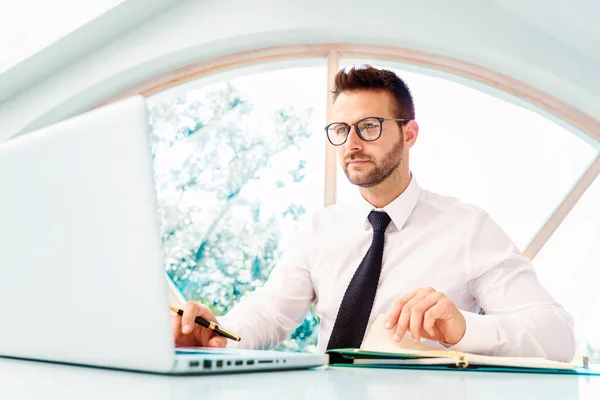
[1,0,598,76]
[491,0,600,62]
[0,0,126,74]
[0,0,598,145]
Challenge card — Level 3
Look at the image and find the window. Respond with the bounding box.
[147,60,327,351]
[535,174,600,361]
[139,51,598,358]
[337,60,597,252]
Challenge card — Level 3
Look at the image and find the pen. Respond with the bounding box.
[169,306,241,342]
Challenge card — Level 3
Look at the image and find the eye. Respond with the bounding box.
[335,126,347,135]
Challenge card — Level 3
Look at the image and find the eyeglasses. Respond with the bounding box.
[324,117,408,146]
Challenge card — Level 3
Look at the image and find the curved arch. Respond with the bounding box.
[99,43,600,144]
[99,43,600,262]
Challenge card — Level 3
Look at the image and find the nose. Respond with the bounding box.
[343,125,363,152]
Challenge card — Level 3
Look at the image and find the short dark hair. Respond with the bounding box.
[332,65,415,120]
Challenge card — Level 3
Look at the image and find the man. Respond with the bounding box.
[172,65,575,362]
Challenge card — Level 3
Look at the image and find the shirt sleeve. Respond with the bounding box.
[216,217,316,350]
[448,210,576,362]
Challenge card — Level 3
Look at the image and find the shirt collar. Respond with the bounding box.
[353,174,422,232]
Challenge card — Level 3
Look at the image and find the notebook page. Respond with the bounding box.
[464,353,575,370]
[361,314,451,356]
[359,314,577,370]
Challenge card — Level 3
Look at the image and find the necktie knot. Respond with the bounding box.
[368,211,391,233]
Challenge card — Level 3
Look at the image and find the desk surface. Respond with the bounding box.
[1,357,598,400]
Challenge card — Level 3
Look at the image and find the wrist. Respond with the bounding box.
[446,310,501,354]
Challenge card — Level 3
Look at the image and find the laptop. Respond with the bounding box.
[0,96,328,374]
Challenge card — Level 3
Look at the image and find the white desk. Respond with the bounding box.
[1,357,598,400]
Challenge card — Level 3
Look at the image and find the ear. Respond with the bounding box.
[403,120,419,149]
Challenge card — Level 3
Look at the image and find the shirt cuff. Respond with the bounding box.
[446,310,500,355]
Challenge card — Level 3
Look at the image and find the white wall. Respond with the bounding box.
[1,0,599,141]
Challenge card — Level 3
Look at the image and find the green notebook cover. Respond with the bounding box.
[326,349,600,376]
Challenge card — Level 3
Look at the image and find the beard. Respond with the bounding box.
[342,138,404,188]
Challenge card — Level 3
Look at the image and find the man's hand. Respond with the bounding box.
[171,301,227,348]
[385,287,466,345]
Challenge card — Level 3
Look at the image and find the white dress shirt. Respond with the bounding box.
[219,175,575,362]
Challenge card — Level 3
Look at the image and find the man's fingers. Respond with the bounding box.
[386,288,463,345]
[393,292,428,340]
[199,320,215,346]
[170,301,226,347]
[171,314,182,340]
[423,302,446,338]
[180,301,227,347]
[386,291,416,329]
[181,301,199,333]
[207,336,227,348]
[181,301,213,334]
[173,315,202,347]
[392,288,437,341]
[409,292,444,342]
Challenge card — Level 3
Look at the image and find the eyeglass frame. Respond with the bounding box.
[324,116,409,146]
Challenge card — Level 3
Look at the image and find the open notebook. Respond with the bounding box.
[326,314,599,375]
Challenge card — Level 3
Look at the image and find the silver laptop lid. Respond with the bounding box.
[0,96,175,372]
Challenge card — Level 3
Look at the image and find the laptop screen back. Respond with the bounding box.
[0,96,176,372]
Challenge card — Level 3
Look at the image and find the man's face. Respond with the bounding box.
[332,90,404,188]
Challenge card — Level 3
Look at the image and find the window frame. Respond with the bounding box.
[97,43,600,263]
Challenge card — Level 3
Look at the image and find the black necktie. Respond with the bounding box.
[327,210,392,350]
